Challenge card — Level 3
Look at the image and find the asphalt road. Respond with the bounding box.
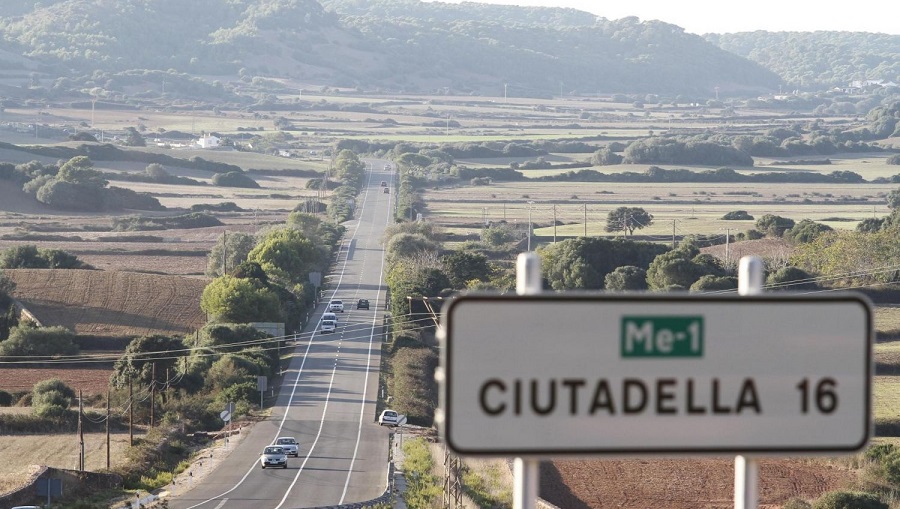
[169,160,395,509]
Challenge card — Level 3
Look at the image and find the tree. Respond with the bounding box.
[32,378,76,418]
[206,231,257,277]
[605,207,653,236]
[690,275,737,292]
[57,156,107,187]
[591,147,623,166]
[124,126,146,147]
[212,171,260,188]
[604,266,648,291]
[200,275,282,323]
[0,325,78,359]
[145,163,170,180]
[0,245,46,268]
[480,223,517,246]
[386,233,440,266]
[540,237,667,290]
[111,334,184,390]
[784,219,833,244]
[722,210,754,220]
[645,244,712,290]
[888,188,900,209]
[442,251,491,288]
[756,214,796,237]
[766,266,818,291]
[246,228,320,286]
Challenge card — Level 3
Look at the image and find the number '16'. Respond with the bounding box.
[797,378,838,414]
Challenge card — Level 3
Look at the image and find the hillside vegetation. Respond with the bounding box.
[0,0,780,96]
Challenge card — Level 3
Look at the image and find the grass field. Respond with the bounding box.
[423,179,894,239]
[0,433,134,490]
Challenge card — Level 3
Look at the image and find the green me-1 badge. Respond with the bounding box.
[621,316,704,357]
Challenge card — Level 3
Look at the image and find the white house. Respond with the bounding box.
[197,134,220,149]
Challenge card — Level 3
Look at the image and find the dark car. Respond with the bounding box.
[357,298,370,310]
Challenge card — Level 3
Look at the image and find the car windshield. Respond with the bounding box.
[385,411,397,417]
[265,447,283,454]
[277,438,294,444]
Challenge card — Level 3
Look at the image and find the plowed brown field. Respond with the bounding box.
[5,268,207,337]
[541,458,856,509]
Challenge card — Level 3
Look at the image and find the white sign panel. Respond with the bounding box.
[440,294,872,456]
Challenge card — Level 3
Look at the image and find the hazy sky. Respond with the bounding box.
[429,0,900,35]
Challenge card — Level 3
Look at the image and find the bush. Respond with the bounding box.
[745,229,765,240]
[390,346,438,426]
[722,210,754,220]
[783,498,812,509]
[32,378,76,418]
[212,171,260,188]
[812,491,886,509]
[756,214,795,237]
[0,390,12,406]
[0,325,79,358]
[604,266,648,290]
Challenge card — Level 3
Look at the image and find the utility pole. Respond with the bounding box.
[725,229,731,267]
[129,378,133,446]
[78,390,84,471]
[222,230,227,276]
[150,362,156,428]
[552,204,557,243]
[106,389,111,470]
[672,219,677,249]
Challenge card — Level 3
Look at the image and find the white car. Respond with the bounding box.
[260,445,287,469]
[329,300,344,312]
[320,319,336,334]
[379,409,400,426]
[274,436,300,457]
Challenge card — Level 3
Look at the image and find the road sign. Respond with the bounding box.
[439,293,872,456]
[220,410,231,422]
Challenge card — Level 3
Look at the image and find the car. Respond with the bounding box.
[323,312,337,323]
[380,180,387,187]
[274,436,300,457]
[320,319,336,333]
[382,187,390,194]
[384,164,392,171]
[329,300,344,312]
[357,298,370,310]
[260,445,287,469]
[379,409,400,426]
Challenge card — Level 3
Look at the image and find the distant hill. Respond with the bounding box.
[0,0,781,97]
[706,31,900,89]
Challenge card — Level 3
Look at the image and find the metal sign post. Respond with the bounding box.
[514,253,541,509]
[736,256,763,509]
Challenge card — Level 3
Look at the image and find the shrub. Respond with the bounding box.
[756,214,795,237]
[390,346,438,426]
[0,390,12,406]
[766,266,818,291]
[812,491,886,509]
[745,229,765,240]
[722,210,754,220]
[107,186,165,210]
[604,266,648,291]
[783,498,812,509]
[0,325,79,358]
[32,378,76,418]
[212,171,260,188]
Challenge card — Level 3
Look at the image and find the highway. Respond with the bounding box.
[170,160,395,509]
